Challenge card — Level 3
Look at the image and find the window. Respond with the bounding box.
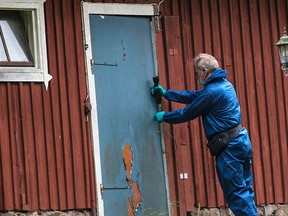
[0,11,34,66]
[0,0,52,89]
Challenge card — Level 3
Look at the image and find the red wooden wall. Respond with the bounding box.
[0,0,96,211]
[156,0,288,215]
[0,0,287,215]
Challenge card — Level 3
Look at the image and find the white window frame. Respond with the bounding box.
[0,0,52,89]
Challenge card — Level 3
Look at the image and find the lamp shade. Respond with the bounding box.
[275,27,288,71]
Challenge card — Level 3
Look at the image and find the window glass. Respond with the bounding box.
[0,11,33,65]
[0,36,7,61]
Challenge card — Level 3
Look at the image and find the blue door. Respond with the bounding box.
[90,15,168,215]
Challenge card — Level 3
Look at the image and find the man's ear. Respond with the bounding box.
[203,68,210,77]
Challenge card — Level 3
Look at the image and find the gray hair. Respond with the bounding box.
[193,53,219,73]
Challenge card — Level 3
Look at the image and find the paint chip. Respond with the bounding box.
[131,182,142,211]
[122,143,133,184]
[127,198,135,216]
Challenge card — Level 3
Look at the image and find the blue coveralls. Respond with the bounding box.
[162,68,258,216]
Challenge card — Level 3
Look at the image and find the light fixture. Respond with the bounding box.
[275,27,288,76]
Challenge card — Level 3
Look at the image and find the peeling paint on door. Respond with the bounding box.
[122,143,133,184]
[127,198,135,216]
[130,182,142,211]
[122,144,142,214]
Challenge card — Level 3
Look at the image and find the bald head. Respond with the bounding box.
[193,53,219,73]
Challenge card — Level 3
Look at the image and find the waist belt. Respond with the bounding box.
[207,124,242,156]
[226,124,242,140]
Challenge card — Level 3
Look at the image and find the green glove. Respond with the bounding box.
[154,111,165,123]
[150,85,167,96]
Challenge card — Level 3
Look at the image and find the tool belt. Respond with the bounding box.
[207,124,242,157]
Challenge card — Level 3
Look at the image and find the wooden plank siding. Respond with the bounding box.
[0,0,287,214]
[156,0,288,213]
[0,0,96,211]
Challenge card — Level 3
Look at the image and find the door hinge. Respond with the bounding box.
[90,59,118,67]
[94,61,118,66]
[100,183,128,194]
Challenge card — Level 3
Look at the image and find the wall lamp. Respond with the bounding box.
[275,27,288,76]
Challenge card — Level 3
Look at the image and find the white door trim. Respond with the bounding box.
[81,3,170,216]
[83,2,155,16]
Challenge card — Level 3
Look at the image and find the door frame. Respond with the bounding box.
[81,3,170,215]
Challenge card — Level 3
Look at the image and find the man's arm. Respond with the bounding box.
[163,91,211,124]
[165,89,202,104]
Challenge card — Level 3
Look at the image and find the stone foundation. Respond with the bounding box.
[189,204,288,216]
[1,205,288,216]
[0,210,93,216]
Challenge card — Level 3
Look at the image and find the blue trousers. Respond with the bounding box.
[216,128,258,216]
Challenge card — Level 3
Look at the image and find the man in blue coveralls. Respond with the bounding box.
[151,53,258,216]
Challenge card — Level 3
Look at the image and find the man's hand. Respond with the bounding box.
[154,111,165,123]
[150,85,166,96]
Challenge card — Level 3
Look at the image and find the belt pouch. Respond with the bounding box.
[207,132,229,156]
